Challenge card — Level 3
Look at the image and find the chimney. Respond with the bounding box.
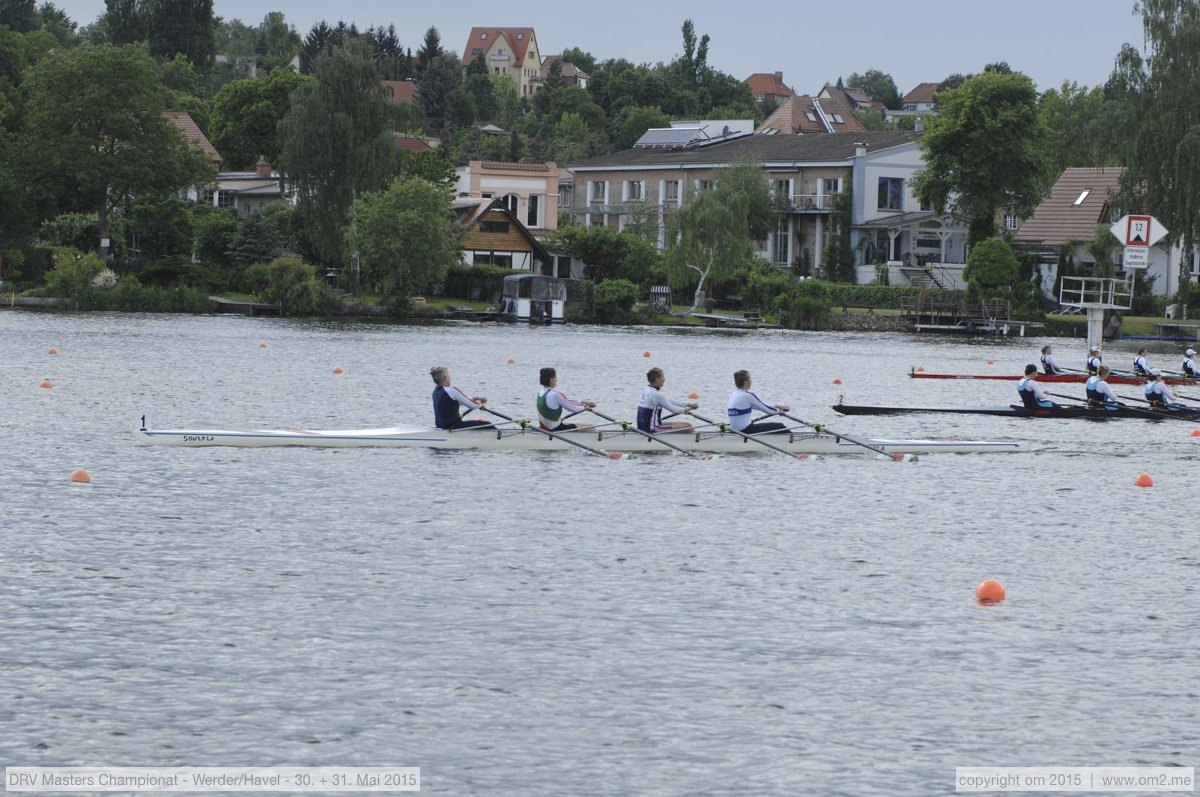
[256,157,271,178]
[774,71,783,83]
[854,142,867,158]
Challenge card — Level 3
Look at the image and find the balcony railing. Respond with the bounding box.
[778,194,835,211]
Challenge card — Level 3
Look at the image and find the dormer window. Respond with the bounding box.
[805,112,816,122]
[516,33,524,40]
[832,114,844,123]
[1072,189,1091,206]
[480,32,487,39]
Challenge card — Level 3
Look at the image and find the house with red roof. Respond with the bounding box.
[757,95,866,135]
[745,72,795,105]
[461,27,543,97]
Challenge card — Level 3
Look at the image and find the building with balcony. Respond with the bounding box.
[567,131,947,278]
[461,27,543,97]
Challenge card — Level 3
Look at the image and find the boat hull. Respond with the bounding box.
[132,425,1029,455]
[833,403,1200,420]
[909,370,1200,387]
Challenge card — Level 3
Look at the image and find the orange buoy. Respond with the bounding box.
[332,367,344,374]
[688,392,699,400]
[642,350,651,358]
[975,578,1006,604]
[916,366,925,372]
[39,380,52,389]
[986,359,995,365]
[49,347,58,355]
[1134,472,1154,487]
[1191,429,1200,437]
[506,358,515,364]
[259,342,267,348]
[832,379,842,385]
[69,469,91,484]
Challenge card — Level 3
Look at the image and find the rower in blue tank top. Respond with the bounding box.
[1086,345,1102,375]
[430,366,492,430]
[1084,365,1120,410]
[1039,345,1064,376]
[1144,369,1184,409]
[1016,364,1055,409]
[1183,348,1200,377]
[1133,348,1153,376]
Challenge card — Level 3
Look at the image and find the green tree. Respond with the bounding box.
[131,195,193,260]
[847,68,900,109]
[144,0,215,66]
[227,211,277,267]
[100,0,144,45]
[277,40,398,265]
[1111,0,1200,307]
[963,237,1019,288]
[821,188,854,282]
[44,248,103,297]
[23,44,214,259]
[492,73,520,129]
[464,52,497,122]
[211,67,311,169]
[0,0,36,32]
[912,71,1053,247]
[664,160,773,315]
[1038,81,1122,172]
[33,3,80,47]
[558,46,595,75]
[416,51,462,134]
[397,149,456,188]
[414,26,441,76]
[347,177,465,297]
[612,105,670,150]
[192,207,239,266]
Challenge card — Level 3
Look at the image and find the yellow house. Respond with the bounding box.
[461,27,542,97]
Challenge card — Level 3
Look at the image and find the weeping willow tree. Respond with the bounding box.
[1113,0,1200,312]
[663,159,773,316]
[278,39,399,265]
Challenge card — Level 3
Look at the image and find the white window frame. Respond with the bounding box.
[822,178,842,195]
[662,179,680,204]
[1004,213,1019,231]
[527,194,541,227]
[624,180,644,201]
[694,179,715,193]
[878,177,904,211]
[588,180,607,204]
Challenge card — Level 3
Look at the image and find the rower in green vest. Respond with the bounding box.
[537,367,596,431]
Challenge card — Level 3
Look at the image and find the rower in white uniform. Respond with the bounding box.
[637,367,698,432]
[1086,345,1102,375]
[1183,348,1200,378]
[1084,365,1120,410]
[727,370,789,434]
[1040,345,1065,376]
[1144,369,1184,410]
[1133,348,1154,377]
[1016,364,1056,409]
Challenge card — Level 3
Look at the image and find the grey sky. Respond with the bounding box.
[56,0,1146,96]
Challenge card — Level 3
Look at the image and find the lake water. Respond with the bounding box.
[1,311,1196,795]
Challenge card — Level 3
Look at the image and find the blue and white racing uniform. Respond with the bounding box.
[637,385,688,432]
[727,389,786,434]
[1085,375,1119,409]
[1017,376,1054,409]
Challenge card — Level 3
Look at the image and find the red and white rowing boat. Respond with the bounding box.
[908,368,1200,386]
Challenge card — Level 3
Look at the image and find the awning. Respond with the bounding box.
[853,211,937,230]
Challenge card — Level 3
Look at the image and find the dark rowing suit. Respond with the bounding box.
[433,385,491,430]
[1086,355,1102,375]
[1040,354,1063,376]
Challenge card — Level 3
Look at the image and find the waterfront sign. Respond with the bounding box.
[1110,214,1166,270]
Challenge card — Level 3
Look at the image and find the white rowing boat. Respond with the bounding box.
[132,424,1030,455]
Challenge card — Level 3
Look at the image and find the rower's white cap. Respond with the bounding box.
[1188,349,1197,356]
[1089,345,1100,352]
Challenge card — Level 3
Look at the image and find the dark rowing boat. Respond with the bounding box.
[832,402,1200,421]
[908,368,1200,387]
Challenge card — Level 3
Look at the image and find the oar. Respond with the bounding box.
[586,408,713,460]
[1116,394,1198,417]
[483,407,625,459]
[687,411,809,460]
[776,410,911,461]
[1046,391,1181,420]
